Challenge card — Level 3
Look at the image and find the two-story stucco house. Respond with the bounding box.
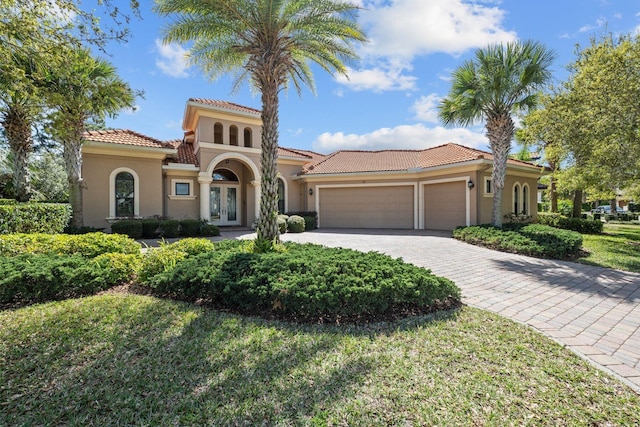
[81,98,546,232]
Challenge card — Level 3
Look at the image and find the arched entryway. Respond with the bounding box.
[198,152,261,226]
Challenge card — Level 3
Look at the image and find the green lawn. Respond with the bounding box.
[578,223,640,272]
[2,293,638,426]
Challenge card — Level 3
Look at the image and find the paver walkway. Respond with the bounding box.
[222,228,640,393]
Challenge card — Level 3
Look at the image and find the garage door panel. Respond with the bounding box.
[424,181,466,230]
[319,186,413,229]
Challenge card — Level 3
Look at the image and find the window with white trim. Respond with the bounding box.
[513,183,520,214]
[484,177,493,195]
[522,183,530,215]
[109,167,140,218]
[277,177,286,214]
[169,179,196,199]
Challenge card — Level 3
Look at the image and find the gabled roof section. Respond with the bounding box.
[302,142,541,175]
[187,98,261,116]
[83,129,174,149]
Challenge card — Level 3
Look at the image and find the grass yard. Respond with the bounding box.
[2,293,639,426]
[578,223,640,273]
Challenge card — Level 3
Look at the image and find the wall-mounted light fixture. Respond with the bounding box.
[467,180,475,189]
[309,188,314,196]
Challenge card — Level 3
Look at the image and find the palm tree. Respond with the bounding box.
[155,0,366,244]
[439,40,555,227]
[42,48,137,228]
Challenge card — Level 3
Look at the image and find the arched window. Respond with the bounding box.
[513,183,520,215]
[244,127,252,148]
[229,125,238,146]
[277,177,286,214]
[522,184,529,215]
[212,169,239,182]
[214,122,223,144]
[109,168,139,218]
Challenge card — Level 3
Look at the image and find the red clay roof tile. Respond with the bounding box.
[83,129,174,149]
[188,98,261,115]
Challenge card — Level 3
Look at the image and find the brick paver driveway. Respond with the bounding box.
[223,228,640,393]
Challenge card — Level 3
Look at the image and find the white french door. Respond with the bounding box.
[210,184,241,226]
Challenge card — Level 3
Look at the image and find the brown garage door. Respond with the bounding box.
[424,181,466,230]
[319,186,414,228]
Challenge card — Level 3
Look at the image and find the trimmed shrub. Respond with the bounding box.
[93,253,141,287]
[454,224,582,259]
[169,238,215,256]
[537,212,603,234]
[111,220,143,239]
[287,215,305,233]
[179,219,201,237]
[277,216,287,234]
[142,219,160,238]
[145,241,461,321]
[138,245,187,283]
[0,202,71,234]
[158,219,180,238]
[0,232,141,258]
[200,223,220,237]
[302,215,317,230]
[0,253,133,304]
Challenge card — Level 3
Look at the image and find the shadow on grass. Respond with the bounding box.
[0,294,458,426]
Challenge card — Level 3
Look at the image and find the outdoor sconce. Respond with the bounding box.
[309,188,314,196]
[467,180,475,189]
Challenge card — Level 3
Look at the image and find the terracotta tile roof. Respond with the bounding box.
[83,129,174,149]
[166,139,199,166]
[302,143,541,175]
[188,98,261,115]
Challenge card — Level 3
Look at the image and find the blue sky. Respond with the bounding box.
[102,0,640,154]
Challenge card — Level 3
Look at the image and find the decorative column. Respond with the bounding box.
[251,180,261,222]
[198,173,212,222]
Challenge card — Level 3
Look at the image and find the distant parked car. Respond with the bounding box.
[592,205,625,214]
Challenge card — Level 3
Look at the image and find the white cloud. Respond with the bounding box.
[336,0,517,93]
[312,124,487,152]
[411,94,441,123]
[337,62,417,92]
[359,0,517,59]
[155,40,189,78]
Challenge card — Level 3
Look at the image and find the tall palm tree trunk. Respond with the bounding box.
[2,106,32,202]
[63,125,84,228]
[257,81,280,243]
[486,113,515,227]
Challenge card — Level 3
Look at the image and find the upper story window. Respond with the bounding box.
[230,125,238,146]
[244,127,252,148]
[214,122,223,144]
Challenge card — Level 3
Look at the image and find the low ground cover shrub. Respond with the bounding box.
[0,232,141,258]
[0,202,71,234]
[454,224,582,259]
[0,253,138,304]
[538,213,603,234]
[144,241,460,322]
[138,238,215,283]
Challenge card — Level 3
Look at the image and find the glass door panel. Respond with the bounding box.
[210,187,221,221]
[227,187,237,221]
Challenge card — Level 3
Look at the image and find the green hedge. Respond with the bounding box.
[453,224,582,259]
[111,220,143,239]
[0,232,141,258]
[112,218,220,239]
[144,241,460,321]
[0,202,71,234]
[0,253,139,304]
[287,215,305,233]
[537,213,603,234]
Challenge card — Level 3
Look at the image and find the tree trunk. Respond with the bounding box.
[2,106,32,202]
[256,81,280,243]
[548,160,558,213]
[572,189,583,218]
[64,131,84,228]
[486,113,515,227]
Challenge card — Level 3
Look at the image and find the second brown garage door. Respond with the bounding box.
[319,186,414,228]
[424,181,466,230]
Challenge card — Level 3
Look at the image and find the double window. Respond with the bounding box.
[513,182,530,215]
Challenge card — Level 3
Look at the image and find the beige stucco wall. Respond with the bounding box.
[478,171,540,224]
[165,174,200,220]
[82,153,164,231]
[197,116,261,149]
[277,163,305,213]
